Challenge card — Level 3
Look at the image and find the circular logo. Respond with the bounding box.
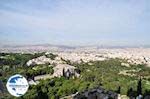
[6,74,29,97]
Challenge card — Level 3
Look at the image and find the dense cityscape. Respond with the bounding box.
[0,45,150,99]
[0,0,150,99]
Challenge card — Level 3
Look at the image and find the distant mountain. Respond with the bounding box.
[0,44,150,53]
[0,44,76,49]
[0,44,77,53]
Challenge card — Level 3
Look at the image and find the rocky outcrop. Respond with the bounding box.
[53,64,80,78]
[26,55,63,66]
[73,87,118,99]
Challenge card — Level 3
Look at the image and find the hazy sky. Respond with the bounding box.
[0,0,150,46]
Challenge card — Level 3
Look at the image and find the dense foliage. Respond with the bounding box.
[0,53,150,99]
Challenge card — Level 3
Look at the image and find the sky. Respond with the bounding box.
[0,0,150,46]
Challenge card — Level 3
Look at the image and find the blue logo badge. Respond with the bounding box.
[6,74,29,97]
